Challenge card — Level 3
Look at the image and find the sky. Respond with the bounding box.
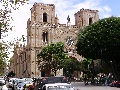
[1,0,120,58]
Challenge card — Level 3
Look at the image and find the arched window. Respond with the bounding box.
[89,17,92,25]
[42,32,48,42]
[43,13,47,22]
[46,32,48,42]
[81,18,83,26]
[42,32,46,42]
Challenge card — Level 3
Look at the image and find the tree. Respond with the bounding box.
[76,16,120,80]
[80,58,93,79]
[37,42,68,76]
[0,0,28,36]
[63,57,81,77]
[0,42,8,75]
[81,58,92,74]
[0,0,28,75]
[37,42,81,76]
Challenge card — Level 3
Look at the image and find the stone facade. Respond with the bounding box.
[9,2,99,78]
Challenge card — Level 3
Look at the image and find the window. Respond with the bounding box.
[46,32,48,42]
[42,32,48,42]
[81,18,83,26]
[42,32,46,42]
[89,17,92,25]
[43,13,47,22]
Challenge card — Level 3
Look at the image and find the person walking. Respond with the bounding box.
[105,74,109,86]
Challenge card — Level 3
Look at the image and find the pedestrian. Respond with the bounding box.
[74,77,76,83]
[105,74,109,86]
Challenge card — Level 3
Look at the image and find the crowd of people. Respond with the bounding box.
[83,73,114,86]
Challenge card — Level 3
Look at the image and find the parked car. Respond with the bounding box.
[25,78,34,85]
[7,78,17,88]
[37,76,70,90]
[1,85,8,90]
[41,83,74,90]
[0,78,5,85]
[14,78,26,90]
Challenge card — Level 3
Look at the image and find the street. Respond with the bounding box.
[0,82,120,90]
[71,82,120,90]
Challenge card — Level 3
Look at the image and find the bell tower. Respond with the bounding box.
[74,8,99,28]
[30,2,56,24]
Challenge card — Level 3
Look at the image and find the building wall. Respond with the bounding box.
[10,2,99,78]
[74,8,99,28]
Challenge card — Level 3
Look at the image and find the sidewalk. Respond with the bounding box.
[71,82,120,90]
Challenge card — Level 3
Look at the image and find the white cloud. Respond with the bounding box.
[35,0,112,24]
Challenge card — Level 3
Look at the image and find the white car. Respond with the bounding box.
[41,83,74,90]
[55,83,74,90]
[0,78,5,85]
[14,78,26,90]
[41,83,58,90]
[1,85,8,90]
[7,78,17,88]
[25,78,34,85]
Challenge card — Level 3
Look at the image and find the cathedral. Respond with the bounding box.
[9,2,99,78]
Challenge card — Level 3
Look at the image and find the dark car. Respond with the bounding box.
[36,76,70,90]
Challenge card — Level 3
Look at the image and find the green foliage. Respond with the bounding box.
[0,0,28,35]
[76,16,120,80]
[63,57,81,76]
[77,16,120,61]
[37,42,68,74]
[80,58,92,76]
[0,0,28,75]
[0,42,8,75]
[37,42,81,76]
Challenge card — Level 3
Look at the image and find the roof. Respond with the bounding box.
[54,83,71,86]
[44,83,58,87]
[44,83,71,87]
